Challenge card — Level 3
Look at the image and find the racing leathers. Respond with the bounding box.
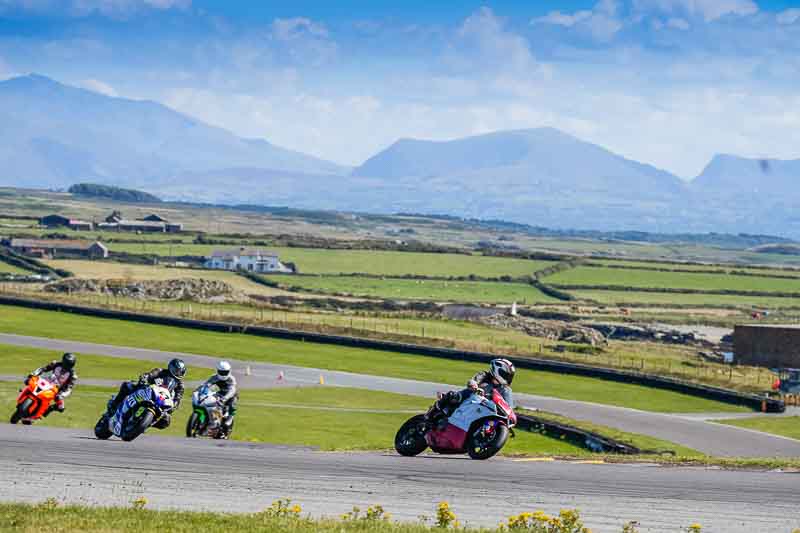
[202,373,238,437]
[431,371,514,424]
[105,368,184,428]
[29,361,77,415]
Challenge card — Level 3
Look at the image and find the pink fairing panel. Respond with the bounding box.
[427,423,467,451]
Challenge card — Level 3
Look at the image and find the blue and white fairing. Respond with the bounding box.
[110,385,173,437]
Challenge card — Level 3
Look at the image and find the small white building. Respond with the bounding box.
[204,248,292,273]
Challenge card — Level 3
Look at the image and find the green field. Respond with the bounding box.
[591,259,800,278]
[0,261,28,274]
[108,243,554,278]
[572,289,800,308]
[0,344,210,380]
[265,275,556,304]
[716,416,800,441]
[549,266,800,294]
[0,305,748,413]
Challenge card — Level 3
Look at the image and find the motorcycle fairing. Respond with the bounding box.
[427,393,498,452]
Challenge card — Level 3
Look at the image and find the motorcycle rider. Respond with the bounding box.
[26,353,78,418]
[197,360,238,439]
[432,358,516,421]
[102,358,186,429]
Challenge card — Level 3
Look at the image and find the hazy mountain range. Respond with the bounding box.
[1,74,799,237]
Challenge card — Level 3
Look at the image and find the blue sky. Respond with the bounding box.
[1,0,799,177]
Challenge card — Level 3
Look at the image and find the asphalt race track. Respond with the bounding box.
[3,333,800,457]
[1,425,798,532]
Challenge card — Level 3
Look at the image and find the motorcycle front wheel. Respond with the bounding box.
[186,412,202,438]
[394,414,428,457]
[10,398,33,424]
[467,422,509,460]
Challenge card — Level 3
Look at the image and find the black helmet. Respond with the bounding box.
[489,358,515,386]
[61,353,76,370]
[168,358,187,380]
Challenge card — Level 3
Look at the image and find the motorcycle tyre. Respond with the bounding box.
[121,410,154,442]
[10,398,33,424]
[94,414,112,440]
[467,423,509,461]
[186,412,202,438]
[394,414,428,457]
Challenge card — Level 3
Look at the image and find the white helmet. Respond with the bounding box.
[216,360,232,381]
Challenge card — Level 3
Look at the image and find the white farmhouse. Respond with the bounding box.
[204,248,292,273]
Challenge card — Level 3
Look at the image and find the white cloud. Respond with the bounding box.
[272,17,329,41]
[534,10,593,27]
[632,0,758,22]
[269,17,336,67]
[454,7,539,75]
[667,17,690,29]
[78,78,118,96]
[532,0,622,41]
[777,8,800,25]
[0,0,190,17]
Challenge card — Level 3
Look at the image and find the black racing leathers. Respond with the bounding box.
[106,368,184,425]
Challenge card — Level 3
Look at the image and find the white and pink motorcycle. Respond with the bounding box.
[394,388,516,460]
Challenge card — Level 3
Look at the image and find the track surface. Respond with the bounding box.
[1,425,798,533]
[3,333,800,457]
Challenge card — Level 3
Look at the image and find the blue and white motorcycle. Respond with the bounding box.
[94,384,174,442]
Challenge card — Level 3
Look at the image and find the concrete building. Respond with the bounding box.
[205,248,292,273]
[733,324,800,368]
[8,239,108,259]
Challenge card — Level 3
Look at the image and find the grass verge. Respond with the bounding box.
[715,416,800,441]
[0,343,210,380]
[0,305,748,414]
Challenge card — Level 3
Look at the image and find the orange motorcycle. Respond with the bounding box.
[10,375,59,424]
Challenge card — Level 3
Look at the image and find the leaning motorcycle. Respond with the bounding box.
[186,384,226,439]
[394,389,516,460]
[10,375,59,424]
[94,384,174,442]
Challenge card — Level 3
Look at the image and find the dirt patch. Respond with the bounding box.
[44,278,241,302]
[479,314,607,346]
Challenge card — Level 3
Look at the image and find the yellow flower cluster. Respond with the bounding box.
[131,496,148,511]
[436,501,460,529]
[262,498,302,519]
[499,509,591,533]
[340,505,392,522]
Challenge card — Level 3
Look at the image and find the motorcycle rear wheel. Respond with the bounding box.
[467,422,509,460]
[94,414,112,440]
[394,414,428,457]
[10,398,33,424]
[121,410,154,442]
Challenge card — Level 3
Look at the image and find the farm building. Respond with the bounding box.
[99,211,182,233]
[141,214,168,222]
[8,238,108,259]
[734,324,800,368]
[39,214,94,231]
[205,248,292,273]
